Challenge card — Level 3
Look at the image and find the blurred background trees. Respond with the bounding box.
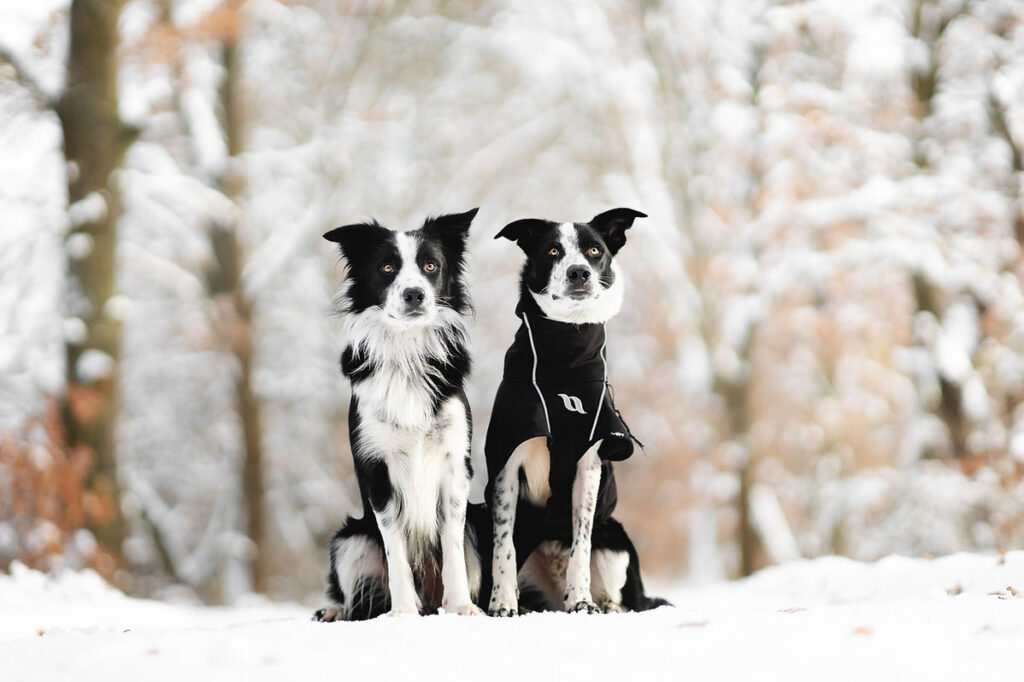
[0,0,1022,602]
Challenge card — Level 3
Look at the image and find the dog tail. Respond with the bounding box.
[637,594,673,611]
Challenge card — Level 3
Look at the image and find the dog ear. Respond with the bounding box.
[588,208,646,254]
[323,222,390,262]
[422,208,478,267]
[495,218,551,251]
[421,208,478,245]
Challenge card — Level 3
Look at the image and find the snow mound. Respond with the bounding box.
[2,554,1022,682]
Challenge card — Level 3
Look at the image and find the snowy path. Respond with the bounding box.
[2,552,1022,681]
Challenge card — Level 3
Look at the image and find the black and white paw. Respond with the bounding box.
[567,600,601,614]
[489,605,519,617]
[313,605,344,622]
[488,599,519,617]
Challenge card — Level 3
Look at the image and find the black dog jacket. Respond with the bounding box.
[484,298,639,523]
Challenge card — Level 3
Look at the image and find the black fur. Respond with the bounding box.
[488,207,667,614]
[316,209,488,621]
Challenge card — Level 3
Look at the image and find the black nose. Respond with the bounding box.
[567,266,591,283]
[402,287,426,308]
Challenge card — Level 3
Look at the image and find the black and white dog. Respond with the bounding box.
[314,209,490,620]
[485,208,667,615]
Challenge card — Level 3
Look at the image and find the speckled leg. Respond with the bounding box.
[564,441,602,613]
[489,456,521,616]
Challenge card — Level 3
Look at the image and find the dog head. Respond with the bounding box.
[496,208,646,324]
[324,208,477,326]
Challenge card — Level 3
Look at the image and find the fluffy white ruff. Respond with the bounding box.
[342,306,467,429]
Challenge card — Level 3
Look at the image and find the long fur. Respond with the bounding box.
[315,209,487,620]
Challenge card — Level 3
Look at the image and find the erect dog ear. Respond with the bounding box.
[495,218,552,252]
[588,208,647,254]
[421,207,478,245]
[323,222,391,262]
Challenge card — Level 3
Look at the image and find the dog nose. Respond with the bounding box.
[567,266,591,283]
[402,287,426,308]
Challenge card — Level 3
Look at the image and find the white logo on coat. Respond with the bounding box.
[557,393,587,414]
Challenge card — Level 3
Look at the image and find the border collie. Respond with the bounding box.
[485,208,667,615]
[314,208,490,620]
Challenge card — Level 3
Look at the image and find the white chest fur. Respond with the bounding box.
[355,396,469,549]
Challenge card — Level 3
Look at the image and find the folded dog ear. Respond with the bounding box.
[588,208,647,254]
[495,218,551,251]
[323,222,390,262]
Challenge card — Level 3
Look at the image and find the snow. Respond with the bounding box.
[74,349,115,383]
[67,191,108,229]
[3,553,1023,682]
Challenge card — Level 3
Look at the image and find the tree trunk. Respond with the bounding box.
[57,0,131,569]
[206,37,268,594]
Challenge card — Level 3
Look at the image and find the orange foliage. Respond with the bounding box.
[0,398,117,577]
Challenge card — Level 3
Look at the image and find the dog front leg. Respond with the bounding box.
[362,457,420,616]
[488,456,521,616]
[373,506,421,616]
[564,441,602,613]
[440,458,482,615]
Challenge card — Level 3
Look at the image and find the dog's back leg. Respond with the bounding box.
[314,517,389,621]
[591,517,671,613]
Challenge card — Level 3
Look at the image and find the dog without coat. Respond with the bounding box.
[485,208,668,616]
[314,209,490,620]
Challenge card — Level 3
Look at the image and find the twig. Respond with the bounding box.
[0,45,56,110]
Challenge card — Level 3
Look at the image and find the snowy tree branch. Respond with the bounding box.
[0,45,55,110]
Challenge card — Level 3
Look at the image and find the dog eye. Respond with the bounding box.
[588,246,601,257]
[423,261,437,273]
[548,247,560,257]
[381,263,394,273]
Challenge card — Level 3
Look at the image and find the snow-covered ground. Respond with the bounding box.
[2,552,1022,681]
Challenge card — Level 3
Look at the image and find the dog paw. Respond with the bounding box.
[488,602,519,617]
[601,602,626,614]
[443,602,484,616]
[388,605,421,617]
[313,606,344,622]
[567,600,601,614]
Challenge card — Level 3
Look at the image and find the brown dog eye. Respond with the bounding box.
[588,246,601,256]
[548,247,560,257]
[424,261,437,272]
[382,263,394,273]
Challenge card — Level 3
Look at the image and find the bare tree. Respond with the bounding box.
[2,0,134,570]
[205,5,269,593]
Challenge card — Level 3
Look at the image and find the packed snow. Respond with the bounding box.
[3,552,1022,681]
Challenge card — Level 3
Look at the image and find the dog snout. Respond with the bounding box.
[402,287,426,313]
[567,266,591,283]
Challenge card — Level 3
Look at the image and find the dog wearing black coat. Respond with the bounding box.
[485,208,667,616]
[314,209,490,620]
